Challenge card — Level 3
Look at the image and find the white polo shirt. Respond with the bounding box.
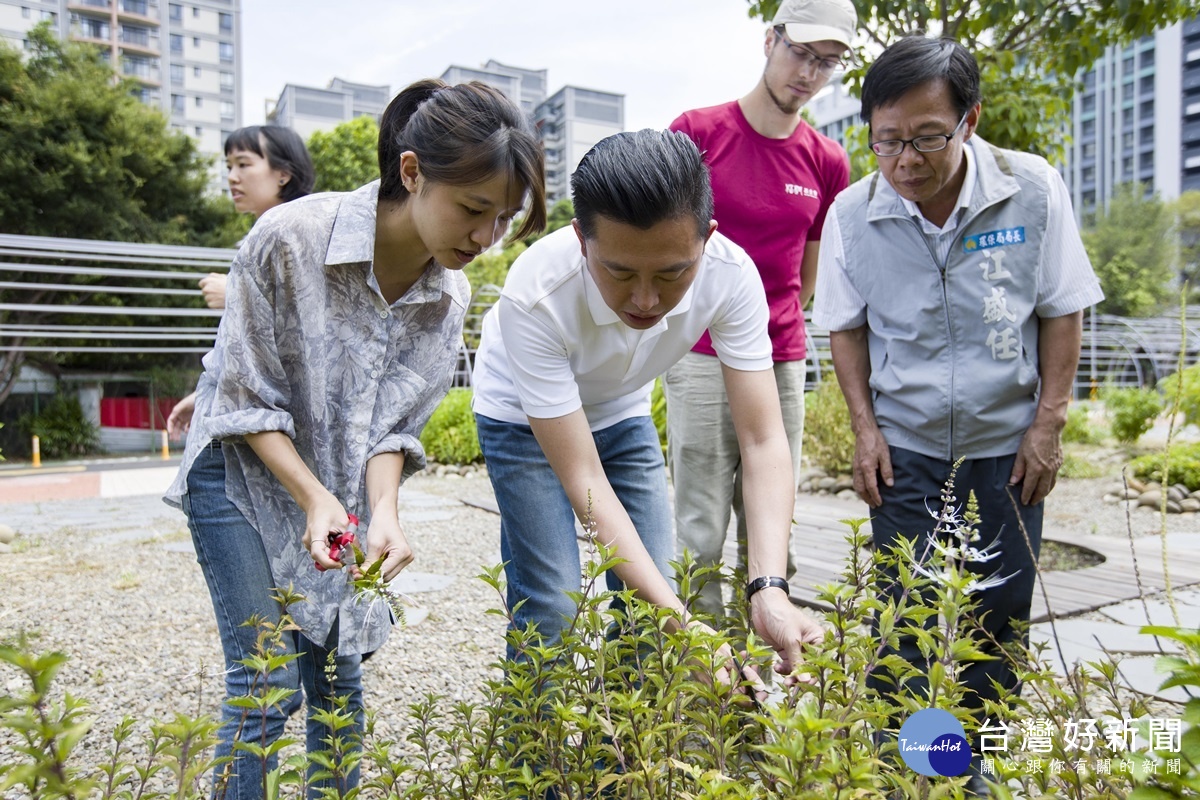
[472,225,773,432]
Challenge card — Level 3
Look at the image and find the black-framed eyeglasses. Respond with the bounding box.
[772,27,848,76]
[870,112,970,157]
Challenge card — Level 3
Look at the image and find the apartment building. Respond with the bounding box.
[1062,16,1200,217]
[534,85,624,204]
[268,77,391,140]
[438,60,624,204]
[0,0,241,191]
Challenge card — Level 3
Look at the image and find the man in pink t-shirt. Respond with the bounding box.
[664,0,854,621]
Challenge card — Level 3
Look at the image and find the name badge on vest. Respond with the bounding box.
[963,227,1025,252]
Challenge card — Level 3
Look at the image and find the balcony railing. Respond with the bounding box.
[118,0,151,17]
[121,58,160,84]
[119,28,158,51]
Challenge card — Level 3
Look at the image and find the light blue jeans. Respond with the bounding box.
[182,441,362,800]
[475,414,673,660]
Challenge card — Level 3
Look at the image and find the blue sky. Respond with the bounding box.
[240,0,770,131]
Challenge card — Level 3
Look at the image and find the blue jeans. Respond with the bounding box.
[182,441,363,800]
[475,414,673,660]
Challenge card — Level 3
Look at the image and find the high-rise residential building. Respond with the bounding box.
[268,77,391,140]
[534,86,624,204]
[1062,16,1200,218]
[809,15,1200,222]
[0,0,242,192]
[438,60,624,204]
[439,60,548,115]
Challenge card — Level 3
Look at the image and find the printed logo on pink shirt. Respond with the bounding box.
[784,183,819,199]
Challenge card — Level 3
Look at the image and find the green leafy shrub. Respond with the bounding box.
[2,475,1193,799]
[1062,404,1105,444]
[1160,362,1200,429]
[803,378,854,475]
[1129,441,1200,492]
[17,394,99,458]
[419,388,481,465]
[1060,451,1105,479]
[1102,386,1163,445]
[651,377,666,455]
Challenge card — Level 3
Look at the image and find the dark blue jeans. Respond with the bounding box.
[867,446,1043,719]
[182,441,362,800]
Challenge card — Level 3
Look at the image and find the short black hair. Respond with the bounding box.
[224,125,314,202]
[860,36,981,125]
[571,129,713,240]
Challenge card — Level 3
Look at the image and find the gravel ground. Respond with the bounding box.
[0,472,509,790]
[1,458,1196,789]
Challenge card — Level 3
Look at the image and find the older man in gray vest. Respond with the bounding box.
[813,36,1102,796]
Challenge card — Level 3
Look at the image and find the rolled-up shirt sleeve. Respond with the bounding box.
[205,239,297,441]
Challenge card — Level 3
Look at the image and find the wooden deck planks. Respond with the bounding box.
[719,495,1200,621]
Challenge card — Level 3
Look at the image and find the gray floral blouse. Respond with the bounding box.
[165,181,469,655]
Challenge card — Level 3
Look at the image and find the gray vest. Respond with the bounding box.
[834,138,1052,460]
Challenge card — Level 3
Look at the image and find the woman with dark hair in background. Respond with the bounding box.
[200,125,316,308]
[164,79,545,799]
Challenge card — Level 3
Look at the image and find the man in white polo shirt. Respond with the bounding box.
[472,129,823,672]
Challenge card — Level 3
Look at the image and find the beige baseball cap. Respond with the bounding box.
[771,0,857,48]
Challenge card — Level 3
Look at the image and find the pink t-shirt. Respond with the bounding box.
[672,101,849,361]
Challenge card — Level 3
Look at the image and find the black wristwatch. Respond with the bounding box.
[745,575,790,602]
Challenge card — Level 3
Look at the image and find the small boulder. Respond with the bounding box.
[1137,490,1162,508]
[0,524,15,545]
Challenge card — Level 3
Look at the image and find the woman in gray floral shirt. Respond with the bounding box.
[164,79,545,799]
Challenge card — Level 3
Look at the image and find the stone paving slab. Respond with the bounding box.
[1098,595,1200,627]
[1029,630,1191,704]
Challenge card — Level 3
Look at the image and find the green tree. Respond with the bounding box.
[1084,183,1174,317]
[1172,190,1200,298]
[0,24,240,400]
[522,198,574,246]
[745,0,1192,167]
[307,115,380,193]
[0,24,237,244]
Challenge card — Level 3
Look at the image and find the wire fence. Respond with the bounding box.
[3,233,1197,400]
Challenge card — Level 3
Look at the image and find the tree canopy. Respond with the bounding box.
[745,0,1193,167]
[0,24,240,245]
[307,115,380,193]
[1173,191,1200,299]
[1084,183,1174,317]
[0,24,242,401]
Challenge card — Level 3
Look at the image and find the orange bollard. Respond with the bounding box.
[31,435,40,468]
[161,429,170,460]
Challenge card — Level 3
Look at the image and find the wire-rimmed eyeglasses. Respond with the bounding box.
[772,27,848,77]
[869,112,970,158]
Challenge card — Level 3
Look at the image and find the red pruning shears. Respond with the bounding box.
[315,513,359,571]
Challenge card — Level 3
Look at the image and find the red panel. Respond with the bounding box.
[99,397,181,429]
